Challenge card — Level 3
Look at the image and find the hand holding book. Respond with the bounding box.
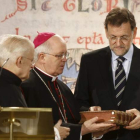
[125,108,140,130]
[80,110,136,126]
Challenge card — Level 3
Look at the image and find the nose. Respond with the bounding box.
[116,37,121,46]
[62,56,67,62]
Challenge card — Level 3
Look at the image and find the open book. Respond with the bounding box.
[80,110,136,126]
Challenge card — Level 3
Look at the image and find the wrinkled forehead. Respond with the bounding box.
[48,36,67,53]
[106,22,132,34]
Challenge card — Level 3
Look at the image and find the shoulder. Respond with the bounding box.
[84,46,109,56]
[82,46,110,60]
[80,46,110,65]
[133,44,140,52]
[132,44,140,58]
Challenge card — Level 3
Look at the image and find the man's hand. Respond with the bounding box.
[89,106,120,137]
[125,108,140,130]
[81,117,119,136]
[92,124,119,138]
[54,120,70,140]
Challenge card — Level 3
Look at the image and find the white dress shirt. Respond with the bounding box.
[111,44,134,87]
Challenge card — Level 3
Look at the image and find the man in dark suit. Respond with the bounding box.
[74,7,140,140]
[21,32,117,140]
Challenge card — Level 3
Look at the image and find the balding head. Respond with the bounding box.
[34,34,67,76]
[34,34,66,61]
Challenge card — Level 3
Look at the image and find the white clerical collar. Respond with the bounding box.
[35,66,57,82]
[111,44,134,62]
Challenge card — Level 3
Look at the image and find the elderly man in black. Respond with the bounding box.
[21,32,118,140]
[0,34,34,107]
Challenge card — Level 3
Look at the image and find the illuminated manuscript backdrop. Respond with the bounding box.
[0,0,140,92]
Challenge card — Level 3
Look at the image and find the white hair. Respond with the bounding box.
[34,34,66,62]
[0,34,34,65]
[34,40,52,62]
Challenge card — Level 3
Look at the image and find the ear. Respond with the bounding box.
[16,56,23,68]
[133,27,137,39]
[38,53,46,64]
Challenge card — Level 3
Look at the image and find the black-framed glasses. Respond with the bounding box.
[43,52,69,59]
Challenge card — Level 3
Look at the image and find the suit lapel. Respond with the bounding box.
[98,47,118,108]
[120,45,140,109]
[96,45,140,110]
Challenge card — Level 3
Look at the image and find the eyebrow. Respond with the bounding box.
[110,35,129,37]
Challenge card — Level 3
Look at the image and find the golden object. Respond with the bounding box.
[0,107,54,140]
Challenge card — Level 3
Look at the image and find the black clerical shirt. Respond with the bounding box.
[0,68,27,107]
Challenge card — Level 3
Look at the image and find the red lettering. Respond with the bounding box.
[92,32,104,44]
[15,28,31,40]
[1,15,8,22]
[100,0,118,14]
[9,13,14,18]
[77,37,84,44]
[84,37,91,49]
[17,0,27,11]
[15,28,19,35]
[77,32,105,49]
[1,0,27,22]
[24,35,31,40]
[63,0,75,12]
[133,37,140,45]
[63,36,70,43]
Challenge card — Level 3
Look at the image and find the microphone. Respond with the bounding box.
[0,58,9,76]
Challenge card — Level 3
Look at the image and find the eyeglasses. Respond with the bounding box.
[43,52,69,59]
[108,35,131,44]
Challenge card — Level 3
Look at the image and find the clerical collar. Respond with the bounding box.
[35,66,57,82]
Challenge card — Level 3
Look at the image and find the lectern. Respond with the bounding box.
[0,107,54,140]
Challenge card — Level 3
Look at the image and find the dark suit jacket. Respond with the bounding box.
[0,68,27,107]
[74,45,140,140]
[21,68,82,140]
